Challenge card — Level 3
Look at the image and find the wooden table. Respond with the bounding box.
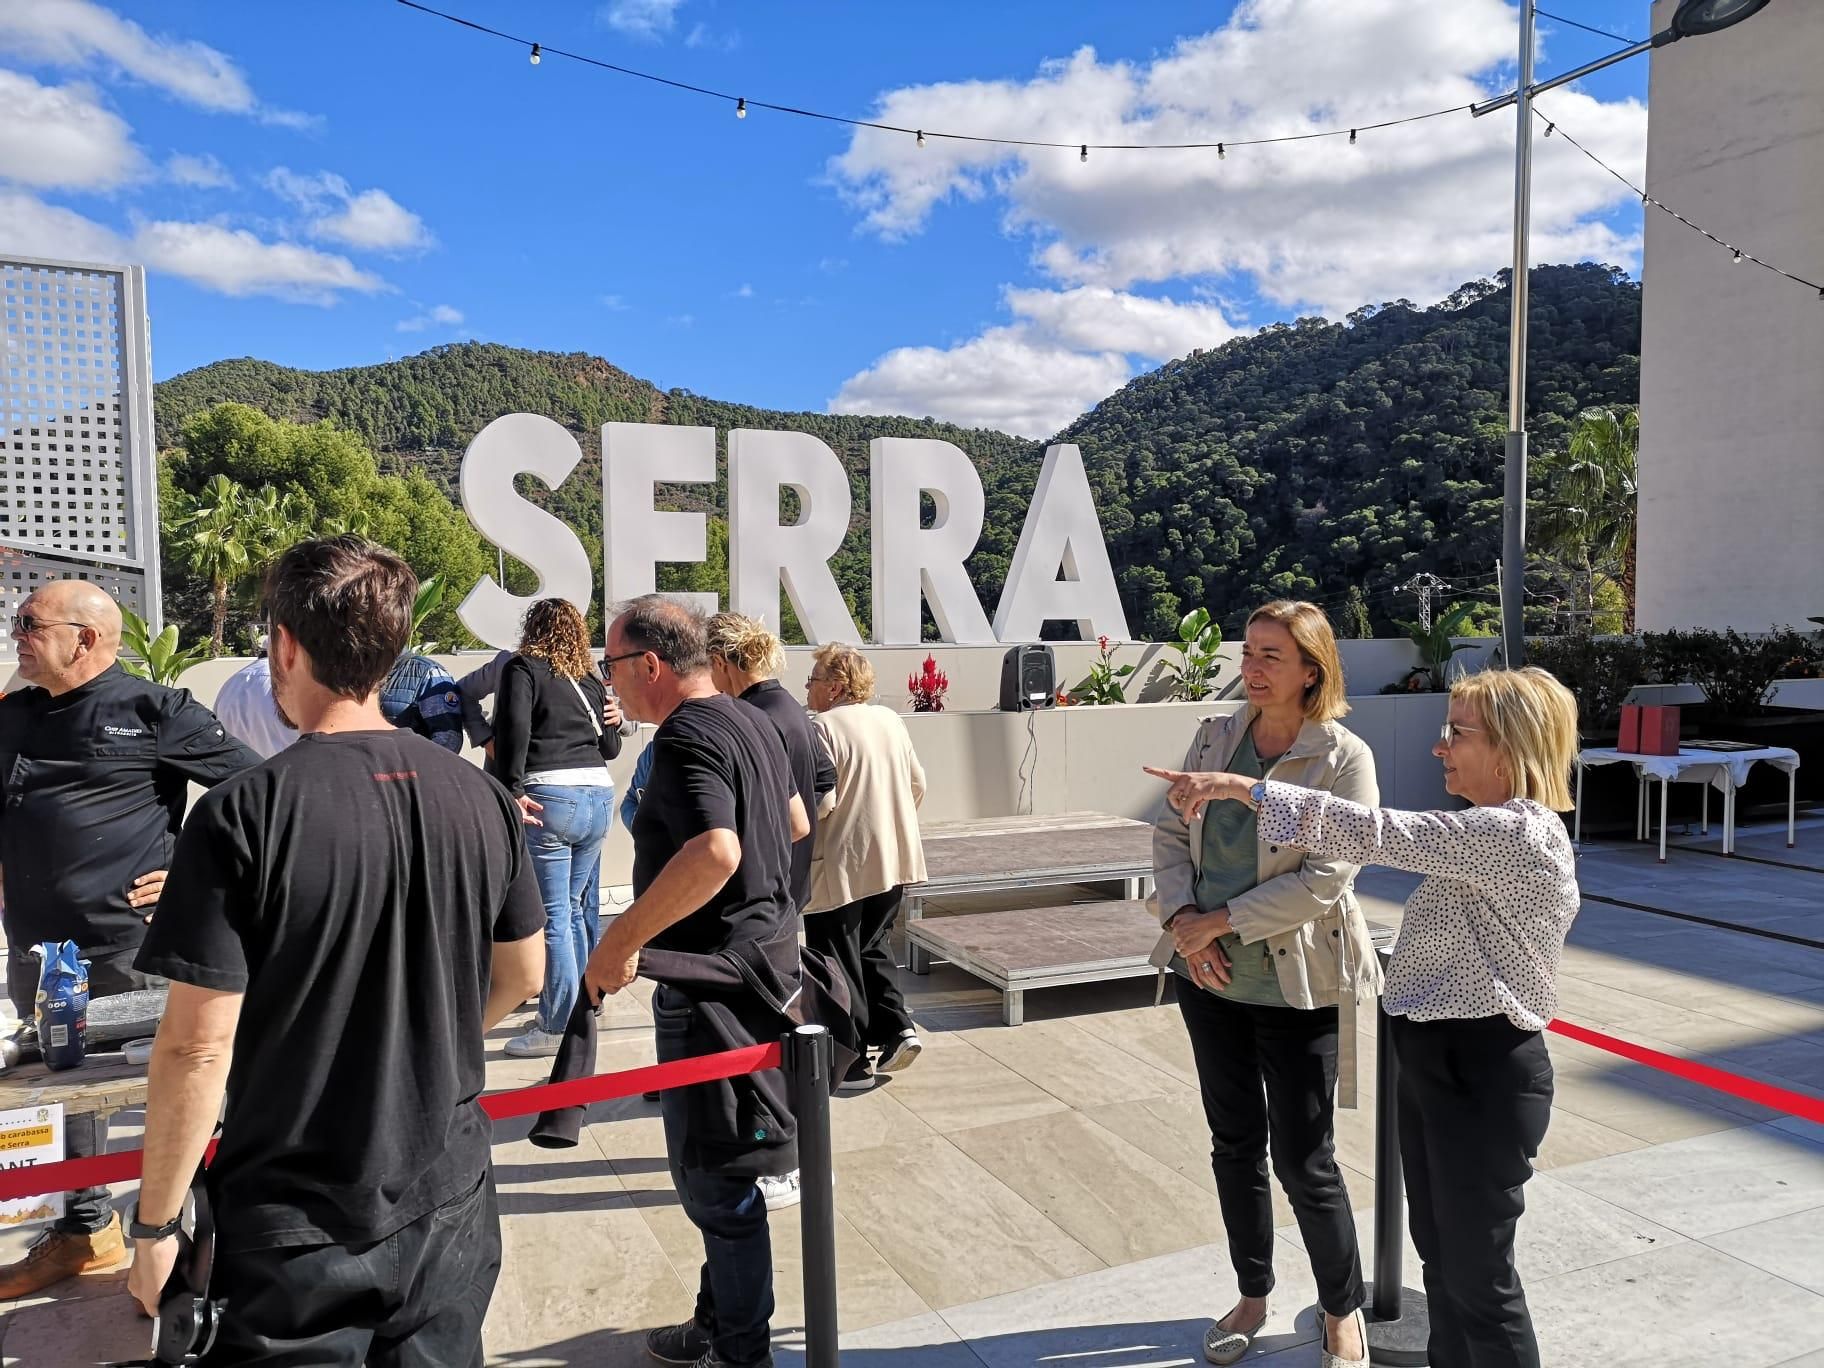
[903,899,1163,1025]
[0,1052,148,1120]
[906,812,1155,974]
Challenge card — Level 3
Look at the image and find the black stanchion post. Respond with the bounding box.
[786,1024,840,1368]
[1364,945,1428,1367]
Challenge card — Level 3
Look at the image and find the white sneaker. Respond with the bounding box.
[504,1028,564,1058]
[876,1029,922,1073]
[757,1170,801,1211]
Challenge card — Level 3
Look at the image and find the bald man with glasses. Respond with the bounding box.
[0,581,258,1298]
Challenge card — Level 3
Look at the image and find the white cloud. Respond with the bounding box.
[0,0,324,130]
[0,69,142,189]
[600,0,684,40]
[832,327,1131,438]
[0,187,127,262]
[829,285,1236,437]
[0,188,388,302]
[165,151,234,189]
[314,188,433,252]
[133,219,387,303]
[827,0,1647,318]
[601,294,630,311]
[1006,285,1238,358]
[397,303,464,332]
[263,167,434,252]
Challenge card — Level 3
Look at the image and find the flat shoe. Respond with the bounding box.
[1203,1305,1268,1366]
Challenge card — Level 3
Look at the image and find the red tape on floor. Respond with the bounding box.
[0,1041,782,1205]
[1546,1018,1824,1125]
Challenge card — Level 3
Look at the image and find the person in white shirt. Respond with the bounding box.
[1146,666,1581,1368]
[212,642,297,759]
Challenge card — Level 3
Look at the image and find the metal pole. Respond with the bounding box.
[1364,946,1427,1366]
[786,1024,839,1368]
[1500,0,1537,671]
[1470,38,1655,116]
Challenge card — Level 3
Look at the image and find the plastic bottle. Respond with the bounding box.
[34,941,89,1071]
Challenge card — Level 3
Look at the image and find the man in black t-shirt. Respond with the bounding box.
[127,537,546,1366]
[584,596,799,1368]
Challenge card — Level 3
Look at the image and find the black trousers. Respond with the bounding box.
[1392,1013,1553,1368]
[6,946,161,1235]
[1178,985,1365,1317]
[202,1171,502,1367]
[805,887,914,1048]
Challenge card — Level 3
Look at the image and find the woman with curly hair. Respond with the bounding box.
[805,643,926,1089]
[493,597,625,1058]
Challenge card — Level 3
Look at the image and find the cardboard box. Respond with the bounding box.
[1619,704,1680,755]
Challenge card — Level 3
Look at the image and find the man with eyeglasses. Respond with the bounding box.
[0,581,258,1298]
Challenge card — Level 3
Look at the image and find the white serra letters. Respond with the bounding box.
[455,419,1131,650]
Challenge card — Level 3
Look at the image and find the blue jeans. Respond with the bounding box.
[655,987,775,1367]
[524,784,614,1034]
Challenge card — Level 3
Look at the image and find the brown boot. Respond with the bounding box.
[0,1213,127,1298]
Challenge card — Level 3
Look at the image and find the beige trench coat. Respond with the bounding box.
[1149,707,1383,1106]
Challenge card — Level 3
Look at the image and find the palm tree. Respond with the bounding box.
[170,474,259,654]
[1535,406,1640,632]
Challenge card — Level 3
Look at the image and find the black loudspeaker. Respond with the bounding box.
[999,644,1057,711]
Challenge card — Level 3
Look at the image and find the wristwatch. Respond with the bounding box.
[1248,780,1269,808]
[128,1203,183,1241]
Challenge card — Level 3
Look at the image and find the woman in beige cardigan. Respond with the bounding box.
[805,643,927,1089]
[1152,601,1381,1368]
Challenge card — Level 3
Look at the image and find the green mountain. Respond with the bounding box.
[153,261,1639,640]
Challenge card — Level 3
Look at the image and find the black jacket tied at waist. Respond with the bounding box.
[530,929,859,1169]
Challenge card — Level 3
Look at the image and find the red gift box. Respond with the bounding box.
[1619,704,1680,756]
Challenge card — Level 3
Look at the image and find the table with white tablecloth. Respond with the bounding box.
[1574,746,1801,861]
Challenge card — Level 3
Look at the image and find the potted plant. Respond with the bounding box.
[907,654,950,713]
[1158,608,1223,702]
[1071,636,1135,706]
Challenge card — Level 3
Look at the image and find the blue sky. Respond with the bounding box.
[1,1,1662,436]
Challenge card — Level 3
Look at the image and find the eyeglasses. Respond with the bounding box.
[601,650,648,680]
[1438,720,1484,745]
[10,614,87,637]
[806,673,831,685]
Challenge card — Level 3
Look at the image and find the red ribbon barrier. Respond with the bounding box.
[1547,1018,1824,1125]
[0,1042,783,1204]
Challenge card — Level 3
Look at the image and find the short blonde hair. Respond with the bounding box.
[1452,667,1580,811]
[812,643,875,703]
[706,611,785,678]
[1246,600,1350,722]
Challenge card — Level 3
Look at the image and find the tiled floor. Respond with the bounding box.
[6,818,1824,1365]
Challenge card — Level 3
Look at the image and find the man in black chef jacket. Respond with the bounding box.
[0,581,258,1297]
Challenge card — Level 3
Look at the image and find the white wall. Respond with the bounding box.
[1636,0,1824,631]
[151,648,1457,888]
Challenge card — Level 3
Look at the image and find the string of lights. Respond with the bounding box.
[1534,106,1824,297]
[395,0,1818,298]
[393,0,1470,155]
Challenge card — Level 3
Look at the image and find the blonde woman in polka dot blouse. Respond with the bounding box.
[1147,666,1580,1368]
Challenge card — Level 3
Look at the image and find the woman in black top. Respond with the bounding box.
[493,599,624,1059]
[705,612,835,916]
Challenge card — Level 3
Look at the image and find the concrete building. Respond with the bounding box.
[0,256,161,656]
[1636,0,1824,631]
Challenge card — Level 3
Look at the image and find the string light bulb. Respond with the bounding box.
[916,129,925,148]
[1732,248,1745,263]
[1349,128,1357,145]
[529,42,541,65]
[1543,122,1555,137]
[1080,144,1088,162]
[1217,142,1225,159]
[736,97,747,119]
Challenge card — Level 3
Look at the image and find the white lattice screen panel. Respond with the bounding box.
[1,256,159,654]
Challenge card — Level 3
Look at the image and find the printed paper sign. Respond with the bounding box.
[0,1104,64,1227]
